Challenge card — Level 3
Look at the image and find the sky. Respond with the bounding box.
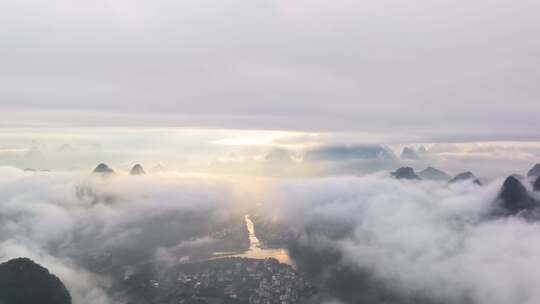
[0,126,539,180]
[1,0,540,141]
[1,0,540,177]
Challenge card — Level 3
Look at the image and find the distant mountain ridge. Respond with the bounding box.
[304,145,395,161]
[418,167,450,181]
[449,172,481,185]
[130,164,146,175]
[400,147,420,160]
[391,167,421,180]
[93,163,114,174]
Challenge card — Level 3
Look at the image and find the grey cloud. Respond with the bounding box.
[297,145,398,176]
[1,0,540,141]
[400,146,421,160]
[304,145,395,162]
[264,148,295,163]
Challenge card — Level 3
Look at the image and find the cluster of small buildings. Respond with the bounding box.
[249,260,313,304]
[139,257,315,304]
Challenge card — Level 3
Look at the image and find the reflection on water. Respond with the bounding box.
[214,215,293,266]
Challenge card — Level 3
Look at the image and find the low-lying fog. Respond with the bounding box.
[0,168,252,303]
[1,166,540,304]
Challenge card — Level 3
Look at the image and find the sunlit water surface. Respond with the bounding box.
[213,215,293,266]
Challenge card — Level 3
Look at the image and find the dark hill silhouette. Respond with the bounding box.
[527,163,540,178]
[449,172,481,185]
[497,176,537,215]
[533,177,540,192]
[418,167,450,181]
[391,167,421,180]
[130,164,146,175]
[0,258,71,304]
[93,163,114,174]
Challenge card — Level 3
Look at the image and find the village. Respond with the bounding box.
[121,257,316,304]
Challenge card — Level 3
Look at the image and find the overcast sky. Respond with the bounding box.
[1,0,539,141]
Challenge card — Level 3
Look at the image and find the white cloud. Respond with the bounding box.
[0,167,246,303]
[270,175,540,304]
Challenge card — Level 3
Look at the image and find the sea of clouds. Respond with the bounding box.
[2,165,540,304]
[270,174,540,304]
[0,167,244,304]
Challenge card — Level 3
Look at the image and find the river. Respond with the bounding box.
[213,215,293,265]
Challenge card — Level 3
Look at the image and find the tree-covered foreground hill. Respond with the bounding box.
[0,257,71,304]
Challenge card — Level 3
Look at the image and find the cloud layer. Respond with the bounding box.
[1,0,540,140]
[269,175,540,304]
[3,161,540,304]
[0,167,247,303]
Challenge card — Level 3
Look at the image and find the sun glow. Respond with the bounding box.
[213,130,319,148]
